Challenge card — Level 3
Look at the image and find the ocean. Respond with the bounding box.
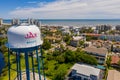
[3,19,120,27]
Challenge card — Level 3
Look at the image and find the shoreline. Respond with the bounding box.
[2,19,120,27]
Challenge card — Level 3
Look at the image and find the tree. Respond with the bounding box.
[111,44,113,52]
[56,55,65,63]
[63,34,71,45]
[53,69,66,80]
[0,45,7,53]
[60,44,65,52]
[52,50,61,56]
[75,50,98,65]
[117,60,120,66]
[63,50,76,63]
[79,41,84,47]
[86,36,98,41]
[0,38,7,46]
[42,39,51,50]
[106,56,111,69]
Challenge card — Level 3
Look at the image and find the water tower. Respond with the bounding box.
[7,19,46,80]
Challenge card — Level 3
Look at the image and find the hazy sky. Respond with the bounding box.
[1,0,120,19]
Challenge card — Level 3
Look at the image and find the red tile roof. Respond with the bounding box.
[111,55,120,64]
[85,33,102,37]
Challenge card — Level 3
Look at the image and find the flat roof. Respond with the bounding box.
[71,63,100,76]
[84,46,108,55]
[107,70,120,80]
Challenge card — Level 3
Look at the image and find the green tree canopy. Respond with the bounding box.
[63,34,71,45]
[42,39,51,50]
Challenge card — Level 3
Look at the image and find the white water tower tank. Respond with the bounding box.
[7,23,43,48]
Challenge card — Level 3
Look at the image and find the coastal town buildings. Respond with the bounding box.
[99,35,120,41]
[115,25,120,31]
[96,25,112,33]
[62,29,71,35]
[68,63,102,80]
[112,43,120,53]
[45,35,62,43]
[84,46,108,64]
[72,27,81,36]
[1,18,120,80]
[61,26,71,35]
[70,36,85,47]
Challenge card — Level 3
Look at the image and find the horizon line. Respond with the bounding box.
[3,18,120,20]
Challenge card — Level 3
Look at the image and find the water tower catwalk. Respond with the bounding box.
[7,19,46,80]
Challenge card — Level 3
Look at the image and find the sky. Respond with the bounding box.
[1,0,120,19]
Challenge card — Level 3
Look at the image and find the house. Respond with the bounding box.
[107,70,120,80]
[70,36,86,47]
[68,63,102,80]
[45,35,62,43]
[62,30,71,35]
[69,27,81,36]
[112,43,120,53]
[84,46,108,64]
[61,26,71,35]
[84,41,92,47]
[111,55,120,68]
[72,27,80,36]
[89,40,112,51]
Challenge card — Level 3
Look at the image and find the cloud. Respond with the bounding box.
[9,0,120,19]
[27,1,37,4]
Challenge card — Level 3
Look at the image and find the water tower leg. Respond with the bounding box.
[16,53,20,80]
[40,46,46,80]
[8,48,11,80]
[25,52,30,80]
[18,52,22,80]
[30,52,35,80]
[36,47,41,80]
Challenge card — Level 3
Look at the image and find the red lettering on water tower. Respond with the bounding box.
[25,32,37,39]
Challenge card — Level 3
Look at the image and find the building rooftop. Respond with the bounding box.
[111,55,120,64]
[107,70,120,80]
[71,63,100,76]
[84,46,108,55]
[72,36,84,41]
